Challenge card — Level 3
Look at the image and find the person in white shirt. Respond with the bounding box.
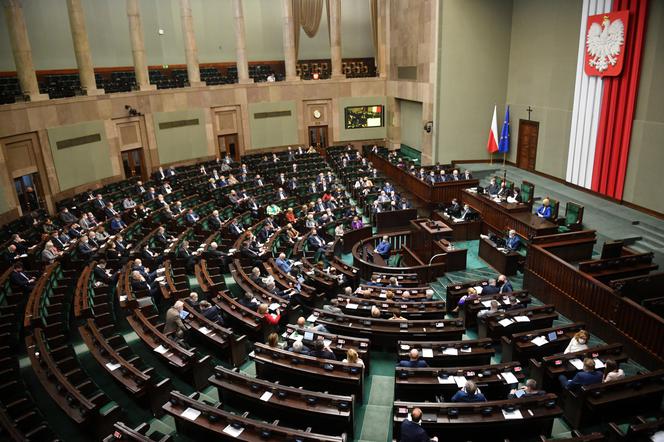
[602,359,625,382]
[343,348,365,368]
[564,330,590,354]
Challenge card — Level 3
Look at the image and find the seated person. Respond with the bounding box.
[237,291,259,311]
[373,235,391,260]
[445,198,462,218]
[274,252,292,274]
[486,178,500,196]
[506,187,522,204]
[536,198,552,219]
[184,292,200,311]
[10,262,36,293]
[199,300,224,325]
[307,229,329,264]
[603,359,625,382]
[559,358,603,390]
[257,303,281,326]
[453,203,473,222]
[165,301,187,338]
[309,339,336,360]
[351,216,364,230]
[482,278,499,295]
[398,349,428,368]
[288,339,309,354]
[476,299,501,320]
[509,379,545,398]
[451,380,487,403]
[564,329,589,354]
[401,408,438,442]
[343,348,365,368]
[451,287,479,313]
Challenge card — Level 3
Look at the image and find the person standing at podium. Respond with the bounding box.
[506,229,521,252]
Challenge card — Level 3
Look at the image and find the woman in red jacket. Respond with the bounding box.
[258,303,281,325]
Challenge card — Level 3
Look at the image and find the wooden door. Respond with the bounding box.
[517,120,539,170]
[308,125,328,149]
[218,134,239,161]
[121,148,146,180]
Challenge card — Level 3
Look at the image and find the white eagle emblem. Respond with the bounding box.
[586,16,625,73]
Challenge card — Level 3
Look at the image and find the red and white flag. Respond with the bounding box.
[487,105,499,153]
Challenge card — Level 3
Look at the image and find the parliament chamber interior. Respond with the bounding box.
[1,0,664,441]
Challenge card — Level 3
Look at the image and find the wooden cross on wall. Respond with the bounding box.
[526,106,533,120]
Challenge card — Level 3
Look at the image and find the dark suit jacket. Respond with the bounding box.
[400,419,432,442]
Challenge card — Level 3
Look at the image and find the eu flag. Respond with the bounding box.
[498,106,510,153]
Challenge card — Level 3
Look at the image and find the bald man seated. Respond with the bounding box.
[400,407,438,442]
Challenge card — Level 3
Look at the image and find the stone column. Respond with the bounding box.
[328,0,343,79]
[377,0,387,78]
[179,0,204,87]
[3,0,48,101]
[66,0,103,95]
[126,0,155,91]
[281,0,299,81]
[232,0,252,84]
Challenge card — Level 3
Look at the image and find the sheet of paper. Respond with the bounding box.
[400,344,410,351]
[499,318,514,327]
[379,293,387,299]
[422,348,434,358]
[502,297,511,305]
[105,362,121,371]
[443,348,458,356]
[323,339,332,348]
[438,376,456,384]
[501,372,519,384]
[306,314,317,323]
[474,286,484,294]
[198,326,211,335]
[502,409,523,420]
[481,300,493,308]
[260,391,273,402]
[222,424,245,438]
[593,359,606,369]
[459,347,472,353]
[530,336,548,347]
[181,407,201,421]
[154,345,167,354]
[569,358,584,370]
[514,316,530,322]
[345,303,359,309]
[454,376,467,388]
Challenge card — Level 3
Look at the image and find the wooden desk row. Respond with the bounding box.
[368,152,479,205]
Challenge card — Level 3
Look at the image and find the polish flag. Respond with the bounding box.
[487,105,499,153]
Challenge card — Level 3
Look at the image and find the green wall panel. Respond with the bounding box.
[47,120,113,191]
[248,101,299,149]
[337,96,387,142]
[153,109,209,164]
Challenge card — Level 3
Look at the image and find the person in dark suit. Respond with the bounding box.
[559,358,603,390]
[505,229,521,252]
[134,181,146,195]
[93,259,119,286]
[185,209,199,225]
[307,229,328,264]
[103,202,118,220]
[59,207,77,224]
[143,187,157,201]
[484,178,498,196]
[229,220,244,236]
[451,380,487,402]
[131,270,160,299]
[208,210,223,230]
[400,407,438,442]
[92,194,106,211]
[77,236,96,259]
[446,199,462,218]
[497,274,513,293]
[454,204,473,222]
[237,291,258,311]
[10,262,35,293]
[50,231,67,251]
[204,242,230,268]
[110,215,127,234]
[309,339,336,360]
[199,300,224,325]
[176,240,196,272]
[398,349,428,368]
